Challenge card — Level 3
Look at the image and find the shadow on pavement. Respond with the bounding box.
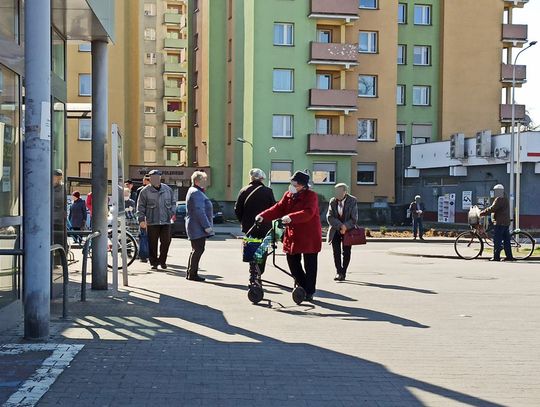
[340,280,437,295]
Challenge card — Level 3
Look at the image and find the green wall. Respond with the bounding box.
[397,0,440,143]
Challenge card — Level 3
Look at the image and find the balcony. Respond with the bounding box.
[503,0,529,7]
[309,42,358,69]
[164,38,187,49]
[501,64,527,84]
[165,111,184,122]
[308,0,359,23]
[500,104,526,122]
[164,86,181,98]
[164,62,187,73]
[502,24,528,46]
[164,13,182,24]
[164,136,187,147]
[307,134,357,156]
[308,89,358,114]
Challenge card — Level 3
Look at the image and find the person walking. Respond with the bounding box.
[124,179,138,202]
[135,175,150,262]
[185,171,214,281]
[136,170,175,270]
[409,195,425,240]
[53,169,66,246]
[256,171,322,301]
[326,183,358,281]
[480,184,515,262]
[68,191,87,244]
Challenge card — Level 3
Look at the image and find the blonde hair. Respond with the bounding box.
[335,183,349,192]
[191,171,207,185]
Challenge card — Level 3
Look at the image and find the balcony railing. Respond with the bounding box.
[164,136,187,147]
[500,104,526,122]
[164,62,187,73]
[308,89,358,114]
[502,24,528,45]
[501,64,527,83]
[309,42,358,68]
[309,0,359,22]
[164,38,187,49]
[165,111,184,122]
[164,13,182,24]
[164,86,181,98]
[307,134,357,156]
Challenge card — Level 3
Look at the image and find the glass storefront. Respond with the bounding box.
[0,0,19,43]
[52,30,65,80]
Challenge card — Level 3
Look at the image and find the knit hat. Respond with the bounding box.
[290,171,310,186]
[72,191,81,198]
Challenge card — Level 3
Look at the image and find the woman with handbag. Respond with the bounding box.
[326,183,358,281]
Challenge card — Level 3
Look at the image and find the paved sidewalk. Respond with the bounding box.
[2,239,540,406]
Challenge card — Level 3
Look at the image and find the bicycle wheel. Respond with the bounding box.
[107,230,138,269]
[510,231,535,260]
[454,231,484,260]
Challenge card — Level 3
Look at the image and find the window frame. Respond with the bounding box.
[398,3,407,24]
[78,118,92,141]
[272,115,294,138]
[358,31,378,54]
[413,45,431,66]
[270,161,294,184]
[396,84,406,105]
[78,73,91,96]
[357,163,377,185]
[359,0,378,10]
[78,162,92,178]
[272,68,294,93]
[412,85,431,106]
[358,75,377,98]
[414,4,432,25]
[357,119,377,141]
[273,22,294,46]
[397,44,407,65]
[313,162,337,185]
[144,28,156,40]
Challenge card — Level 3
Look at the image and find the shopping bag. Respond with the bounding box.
[343,227,366,246]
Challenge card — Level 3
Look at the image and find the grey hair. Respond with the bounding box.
[191,171,207,184]
[335,183,349,192]
[249,168,266,181]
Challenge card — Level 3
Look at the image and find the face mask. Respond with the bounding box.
[288,185,297,194]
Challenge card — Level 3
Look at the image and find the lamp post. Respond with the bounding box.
[510,40,537,231]
[236,138,277,186]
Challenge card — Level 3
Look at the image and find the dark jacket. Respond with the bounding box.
[69,198,87,229]
[234,181,275,234]
[482,195,510,226]
[53,183,66,226]
[326,194,359,243]
[409,201,425,219]
[260,189,322,255]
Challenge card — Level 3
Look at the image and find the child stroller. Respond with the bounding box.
[242,220,307,305]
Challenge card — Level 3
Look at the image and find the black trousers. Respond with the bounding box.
[332,232,351,275]
[493,225,513,260]
[187,237,206,277]
[147,224,171,266]
[286,253,318,296]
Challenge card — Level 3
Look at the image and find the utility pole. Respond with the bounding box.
[23,0,52,340]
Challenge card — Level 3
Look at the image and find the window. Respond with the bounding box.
[166,149,182,161]
[144,3,156,16]
[273,69,294,92]
[397,85,405,105]
[144,150,156,163]
[398,3,407,23]
[144,76,156,90]
[79,162,92,178]
[270,161,293,183]
[316,118,332,134]
[167,126,181,137]
[396,128,406,145]
[144,52,156,64]
[359,0,377,9]
[166,5,181,14]
[274,23,294,46]
[412,86,430,106]
[144,102,156,114]
[413,137,429,144]
[144,126,156,138]
[357,119,377,141]
[166,53,180,63]
[78,119,92,140]
[313,163,336,184]
[397,44,406,65]
[357,163,376,185]
[144,28,156,40]
[166,29,180,39]
[52,30,65,80]
[414,5,431,25]
[78,74,91,96]
[413,46,431,65]
[272,115,293,138]
[78,42,91,52]
[359,31,377,53]
[166,77,182,88]
[412,124,432,143]
[317,30,332,43]
[358,75,377,97]
[316,74,332,90]
[0,1,19,41]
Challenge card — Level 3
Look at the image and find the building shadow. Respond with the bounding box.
[340,280,437,295]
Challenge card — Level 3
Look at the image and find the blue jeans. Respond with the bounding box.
[139,227,149,260]
[412,217,424,238]
[493,225,513,260]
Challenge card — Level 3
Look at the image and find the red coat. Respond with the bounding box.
[260,189,322,255]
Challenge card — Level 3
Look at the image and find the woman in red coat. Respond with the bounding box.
[257,171,322,301]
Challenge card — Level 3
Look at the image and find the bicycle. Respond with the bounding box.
[454,215,535,260]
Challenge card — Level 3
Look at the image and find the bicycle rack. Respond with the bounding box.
[81,231,101,302]
[50,244,69,319]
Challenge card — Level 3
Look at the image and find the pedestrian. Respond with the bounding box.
[256,171,322,301]
[68,191,87,244]
[480,184,515,262]
[135,175,151,262]
[135,174,150,204]
[124,179,138,202]
[185,171,214,282]
[53,169,66,246]
[136,170,175,270]
[409,195,425,240]
[326,183,358,281]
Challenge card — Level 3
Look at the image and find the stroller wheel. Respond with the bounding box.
[292,286,306,305]
[248,286,264,304]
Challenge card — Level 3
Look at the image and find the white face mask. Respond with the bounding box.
[288,184,297,194]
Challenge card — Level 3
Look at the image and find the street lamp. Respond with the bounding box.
[236,137,253,147]
[510,40,537,231]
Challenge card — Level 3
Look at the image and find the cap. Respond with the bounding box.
[53,169,63,176]
[415,195,421,200]
[290,170,310,186]
[148,169,162,176]
[493,184,504,190]
[72,191,81,198]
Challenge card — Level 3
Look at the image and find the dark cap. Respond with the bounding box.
[125,179,133,184]
[72,191,81,198]
[148,169,162,176]
[290,171,310,186]
[53,169,63,176]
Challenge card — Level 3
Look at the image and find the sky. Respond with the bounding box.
[513,1,540,128]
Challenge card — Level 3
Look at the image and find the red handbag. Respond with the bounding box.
[343,226,366,246]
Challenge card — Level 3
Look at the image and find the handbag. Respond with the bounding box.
[343,226,366,246]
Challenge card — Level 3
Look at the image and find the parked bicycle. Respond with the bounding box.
[454,207,535,260]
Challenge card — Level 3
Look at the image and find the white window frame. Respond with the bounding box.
[144,76,157,90]
[144,150,157,163]
[144,3,156,16]
[414,5,431,25]
[396,85,405,105]
[144,102,157,114]
[398,3,407,24]
[78,118,92,141]
[144,28,156,40]
[359,31,378,54]
[412,86,430,106]
[357,163,377,185]
[313,163,337,185]
[144,125,156,138]
[397,44,406,65]
[273,23,294,46]
[144,52,157,64]
[357,119,377,141]
[270,161,293,183]
[272,115,294,138]
[316,117,332,134]
[273,69,294,92]
[412,137,430,144]
[359,0,378,9]
[167,126,182,137]
[316,74,332,90]
[317,29,332,43]
[413,46,431,66]
[358,75,377,98]
[78,74,91,96]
